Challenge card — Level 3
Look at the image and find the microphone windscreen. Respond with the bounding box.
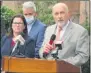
[50,34,56,40]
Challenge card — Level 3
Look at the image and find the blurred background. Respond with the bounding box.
[0,1,90,73]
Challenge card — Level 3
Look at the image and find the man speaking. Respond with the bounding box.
[39,2,89,69]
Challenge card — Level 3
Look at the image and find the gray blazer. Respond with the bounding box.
[39,21,89,67]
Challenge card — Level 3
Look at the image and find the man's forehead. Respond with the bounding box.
[52,6,65,12]
[23,8,35,12]
[52,3,68,12]
[53,3,67,8]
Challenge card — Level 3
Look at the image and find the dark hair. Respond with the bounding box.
[7,14,28,38]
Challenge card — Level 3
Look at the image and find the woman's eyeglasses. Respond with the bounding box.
[13,22,24,25]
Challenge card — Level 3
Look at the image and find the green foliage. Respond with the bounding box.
[1,6,16,31]
[34,1,58,25]
[81,18,90,35]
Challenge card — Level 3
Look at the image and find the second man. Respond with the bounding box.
[22,1,46,58]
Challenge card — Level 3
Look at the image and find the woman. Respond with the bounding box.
[1,14,35,58]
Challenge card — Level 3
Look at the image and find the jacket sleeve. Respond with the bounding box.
[35,25,46,58]
[1,35,7,48]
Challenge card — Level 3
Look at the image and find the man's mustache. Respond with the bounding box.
[57,20,64,22]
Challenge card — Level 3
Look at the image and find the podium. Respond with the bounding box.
[2,56,80,73]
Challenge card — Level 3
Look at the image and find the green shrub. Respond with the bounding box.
[34,1,58,25]
[81,19,90,35]
[1,6,16,31]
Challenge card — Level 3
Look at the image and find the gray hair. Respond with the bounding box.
[22,1,36,12]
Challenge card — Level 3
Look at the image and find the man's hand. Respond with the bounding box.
[43,43,55,53]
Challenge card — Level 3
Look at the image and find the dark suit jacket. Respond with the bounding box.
[1,35,36,58]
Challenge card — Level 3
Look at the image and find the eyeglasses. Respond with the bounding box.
[13,22,24,25]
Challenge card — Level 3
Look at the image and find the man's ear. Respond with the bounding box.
[68,11,71,17]
[68,11,71,19]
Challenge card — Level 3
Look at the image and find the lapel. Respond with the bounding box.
[62,21,74,42]
[51,24,57,34]
[25,37,32,45]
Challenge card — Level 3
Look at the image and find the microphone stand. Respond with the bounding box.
[14,46,26,58]
[10,41,20,56]
[52,44,62,60]
[52,49,59,60]
[10,42,26,58]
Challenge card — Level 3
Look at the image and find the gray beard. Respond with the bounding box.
[57,21,66,28]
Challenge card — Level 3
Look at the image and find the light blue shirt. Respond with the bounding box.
[27,21,34,35]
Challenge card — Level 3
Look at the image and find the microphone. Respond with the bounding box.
[52,41,62,59]
[20,32,25,38]
[10,32,25,56]
[43,34,56,58]
[52,44,62,54]
[11,41,20,54]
